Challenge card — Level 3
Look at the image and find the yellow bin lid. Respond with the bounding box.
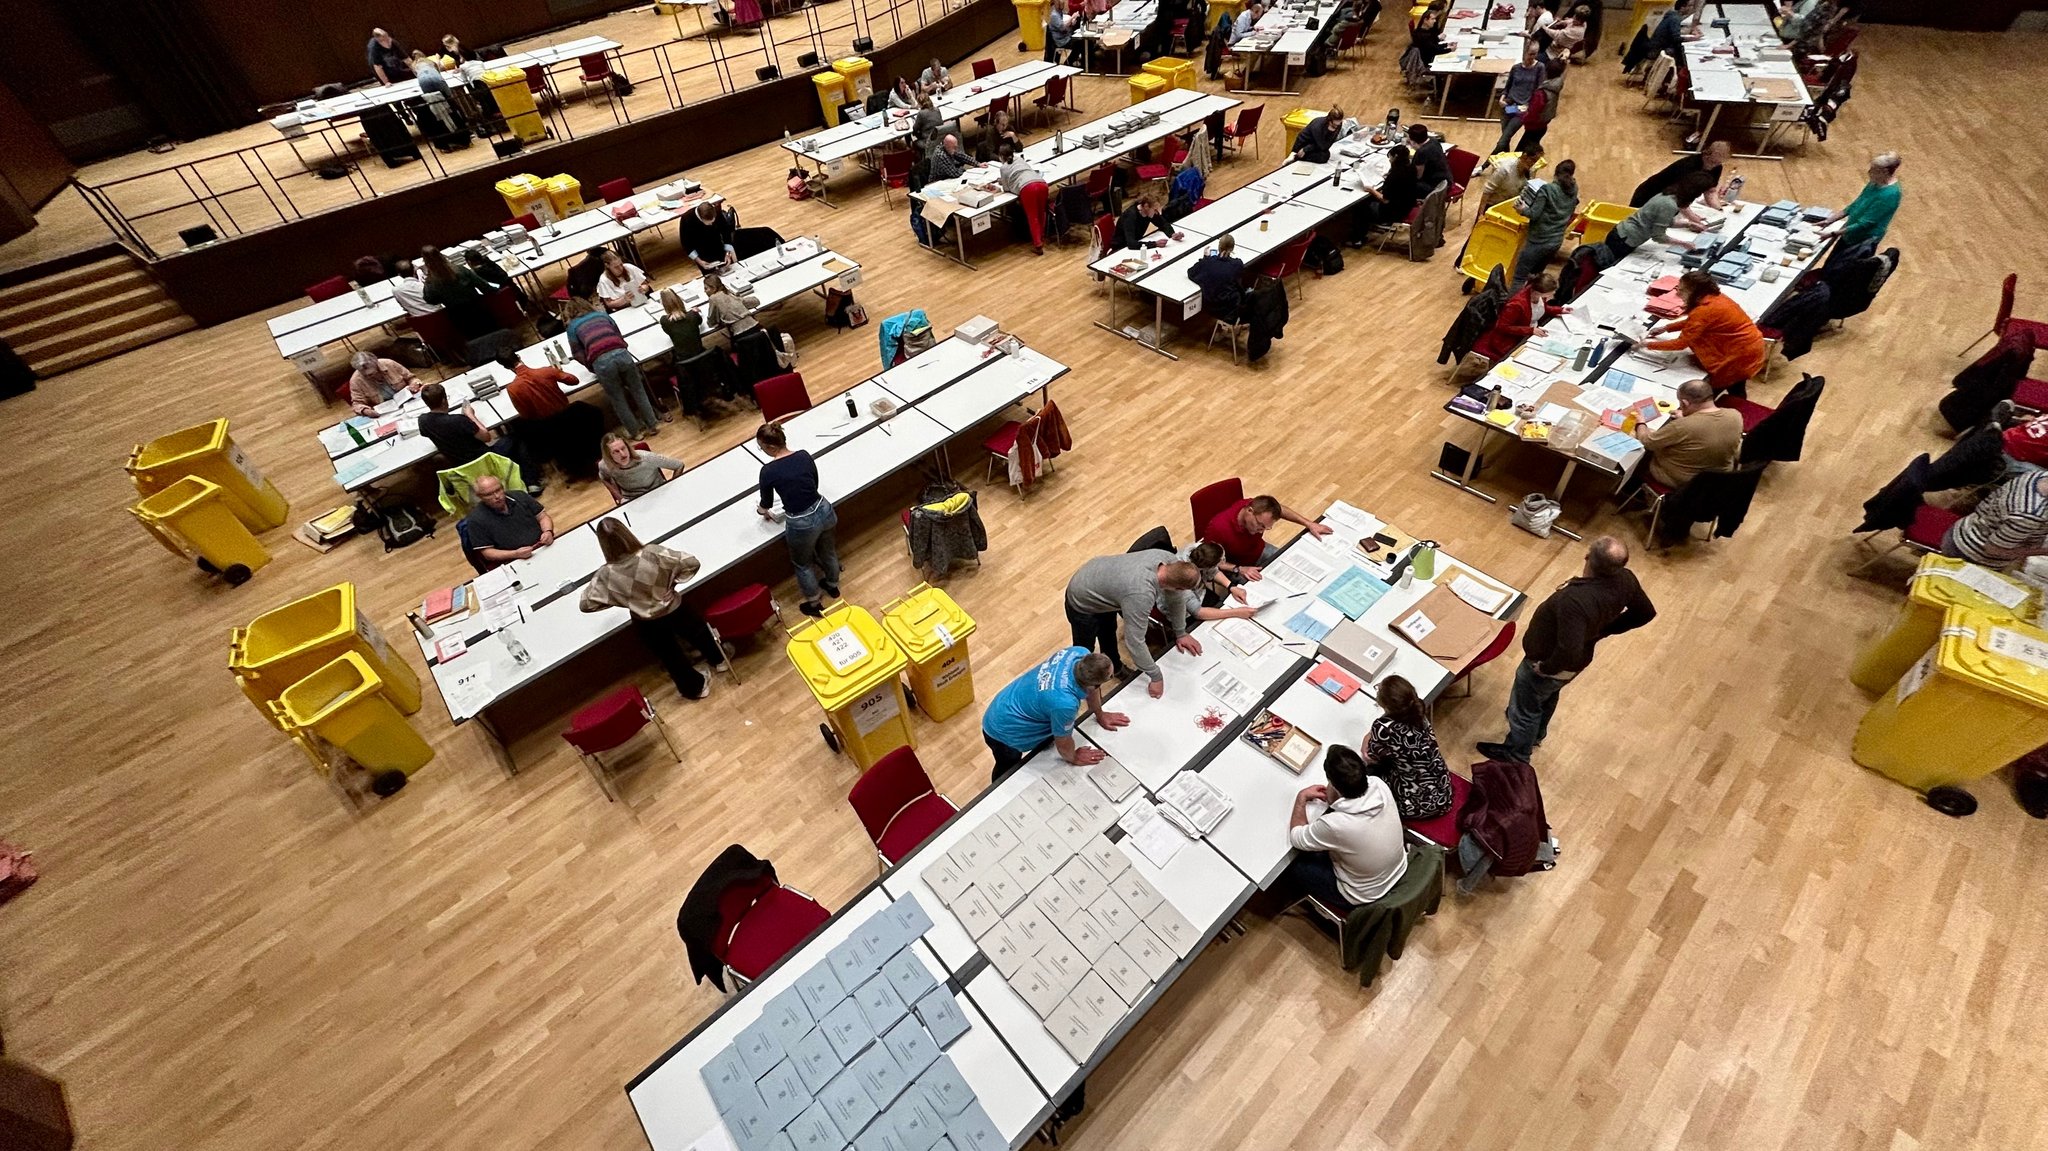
[545,174,580,190]
[1910,555,2037,618]
[482,66,526,84]
[881,585,976,663]
[276,651,379,725]
[1282,107,1315,129]
[814,72,848,91]
[134,474,223,517]
[129,418,230,473]
[832,57,872,74]
[786,604,907,709]
[496,174,543,195]
[1934,607,2048,708]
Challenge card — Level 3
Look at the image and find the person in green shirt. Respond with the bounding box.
[1832,151,1902,249]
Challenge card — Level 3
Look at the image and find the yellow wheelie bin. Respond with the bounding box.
[787,603,915,770]
[1460,200,1529,287]
[127,418,288,531]
[485,66,547,143]
[131,476,270,585]
[1014,1,1048,52]
[1572,200,1632,247]
[268,652,436,777]
[1143,56,1196,92]
[881,585,979,722]
[832,56,874,100]
[543,174,584,217]
[1281,107,1317,156]
[1852,607,2048,790]
[496,173,550,220]
[1129,72,1169,106]
[814,71,851,126]
[1849,555,2038,694]
[231,582,423,728]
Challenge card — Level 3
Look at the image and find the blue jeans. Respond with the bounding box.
[594,349,660,437]
[1501,657,1569,761]
[1511,241,1558,290]
[1456,831,1493,894]
[783,498,841,603]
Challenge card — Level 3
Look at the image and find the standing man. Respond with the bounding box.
[981,649,1129,782]
[1511,158,1578,288]
[1063,550,1203,696]
[1478,536,1656,763]
[1199,492,1333,575]
[367,28,410,86]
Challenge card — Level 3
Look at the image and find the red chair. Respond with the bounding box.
[598,177,634,204]
[1222,105,1264,159]
[971,58,997,79]
[523,65,551,109]
[1189,477,1244,540]
[1092,213,1116,258]
[976,94,1011,130]
[755,372,812,422]
[1134,136,1189,184]
[1333,20,1363,63]
[1444,146,1482,210]
[702,859,831,990]
[1959,274,2048,358]
[578,52,617,105]
[1403,772,1473,848]
[504,212,541,232]
[879,149,914,205]
[2016,378,2048,412]
[305,275,352,302]
[485,285,525,332]
[1032,74,1073,129]
[985,413,1054,490]
[1084,166,1117,217]
[699,584,782,683]
[1255,234,1314,301]
[847,748,959,870]
[1442,620,1516,699]
[560,685,680,802]
[406,309,465,367]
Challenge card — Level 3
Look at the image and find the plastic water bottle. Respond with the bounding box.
[356,285,372,305]
[845,395,858,417]
[505,629,530,666]
[345,421,367,447]
[1724,173,1745,203]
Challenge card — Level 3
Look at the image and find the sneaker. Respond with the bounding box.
[821,584,841,599]
[1992,399,2021,429]
[799,601,824,618]
[1475,741,1518,762]
[687,681,711,700]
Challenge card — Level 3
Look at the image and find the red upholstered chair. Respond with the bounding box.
[1255,234,1314,301]
[1403,772,1473,848]
[1189,477,1244,540]
[1442,620,1516,700]
[505,212,542,232]
[711,866,831,989]
[847,748,959,871]
[971,58,998,79]
[1222,105,1264,159]
[755,372,812,422]
[560,685,680,801]
[985,413,1055,490]
[1032,74,1073,129]
[1091,214,1116,258]
[598,177,634,204]
[2016,378,2048,412]
[1444,146,1482,210]
[485,285,525,332]
[1134,136,1189,184]
[879,149,914,205]
[699,584,782,683]
[305,275,352,302]
[1904,503,1960,553]
[1960,274,2048,358]
[578,52,617,105]
[406,309,466,367]
[1084,166,1117,217]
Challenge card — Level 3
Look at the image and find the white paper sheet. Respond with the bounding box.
[1116,802,1186,868]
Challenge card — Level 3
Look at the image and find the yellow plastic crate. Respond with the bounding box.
[1129,72,1169,106]
[1572,200,1632,246]
[1459,200,1529,286]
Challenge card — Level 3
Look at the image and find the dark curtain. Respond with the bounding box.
[64,0,256,141]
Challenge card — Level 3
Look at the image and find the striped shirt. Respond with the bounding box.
[566,311,628,365]
[1948,475,2048,570]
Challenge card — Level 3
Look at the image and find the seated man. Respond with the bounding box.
[463,475,554,565]
[390,258,434,317]
[678,202,739,271]
[1943,471,2048,571]
[1230,0,1266,44]
[927,133,971,182]
[981,648,1129,783]
[1188,235,1247,322]
[1291,104,1348,164]
[1200,492,1333,575]
[500,353,603,481]
[1113,193,1179,252]
[1632,378,1742,488]
[1284,745,1411,912]
[419,383,540,488]
[1063,549,1202,696]
[1408,123,1450,192]
[347,351,421,414]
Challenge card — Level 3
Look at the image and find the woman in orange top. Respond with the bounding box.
[1645,270,1766,392]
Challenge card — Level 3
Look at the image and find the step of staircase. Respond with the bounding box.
[0,250,196,378]
[0,256,144,315]
[24,315,198,378]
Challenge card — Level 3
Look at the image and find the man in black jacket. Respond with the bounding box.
[1189,235,1247,322]
[1113,194,1179,252]
[1478,536,1655,763]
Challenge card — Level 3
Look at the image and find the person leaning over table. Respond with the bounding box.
[597,432,686,505]
[658,288,736,420]
[439,34,475,65]
[1230,1,1266,45]
[1112,192,1179,253]
[564,298,664,439]
[463,247,528,312]
[1510,158,1578,289]
[1063,550,1202,695]
[1176,540,1259,627]
[1284,745,1411,912]
[1629,140,1731,209]
[1450,271,1565,386]
[1942,471,2048,572]
[579,518,726,702]
[464,474,553,565]
[1363,675,1454,822]
[1188,235,1247,322]
[755,421,841,618]
[1200,492,1333,574]
[679,201,738,271]
[1643,270,1766,394]
[1632,378,1742,489]
[981,649,1128,783]
[499,353,602,482]
[1478,535,1655,765]
[346,351,420,414]
[1351,144,1418,244]
[1292,104,1348,164]
[1603,170,1718,264]
[1828,151,1903,250]
[998,144,1051,255]
[366,27,409,85]
[596,249,652,312]
[701,272,761,354]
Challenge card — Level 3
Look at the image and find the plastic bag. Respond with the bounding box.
[1509,494,1563,538]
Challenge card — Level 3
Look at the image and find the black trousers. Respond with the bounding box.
[635,607,722,696]
[986,733,1029,785]
[1064,599,1126,676]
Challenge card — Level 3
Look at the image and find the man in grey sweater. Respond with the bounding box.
[1064,550,1204,697]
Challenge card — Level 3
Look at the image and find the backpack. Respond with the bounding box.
[786,168,818,201]
[902,324,937,358]
[824,287,858,328]
[378,502,434,551]
[1307,234,1343,275]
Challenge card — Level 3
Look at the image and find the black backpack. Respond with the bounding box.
[1307,234,1343,276]
[354,494,435,551]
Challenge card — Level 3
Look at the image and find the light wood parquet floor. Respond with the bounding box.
[3,21,2047,1151]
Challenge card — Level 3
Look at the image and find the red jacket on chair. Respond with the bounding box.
[1457,759,1548,877]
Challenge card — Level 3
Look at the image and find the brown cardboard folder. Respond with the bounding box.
[1389,585,1504,675]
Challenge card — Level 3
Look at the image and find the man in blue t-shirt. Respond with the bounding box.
[980,648,1128,783]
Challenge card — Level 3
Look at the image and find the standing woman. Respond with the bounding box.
[1361,675,1453,821]
[439,34,476,65]
[1511,157,1578,288]
[755,422,841,617]
[1515,55,1567,152]
[579,519,725,700]
[659,288,731,421]
[564,298,664,438]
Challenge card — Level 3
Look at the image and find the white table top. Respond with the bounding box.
[1430,0,1529,75]
[293,35,620,125]
[1682,4,1812,106]
[782,62,1078,166]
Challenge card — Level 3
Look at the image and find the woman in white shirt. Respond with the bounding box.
[1285,745,1411,909]
[887,77,918,112]
[597,250,652,312]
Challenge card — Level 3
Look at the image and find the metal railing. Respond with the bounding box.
[73,0,987,259]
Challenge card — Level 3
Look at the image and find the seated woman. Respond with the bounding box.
[598,432,687,504]
[1349,144,1418,245]
[1361,675,1453,821]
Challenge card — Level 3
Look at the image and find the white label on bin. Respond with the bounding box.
[356,609,394,668]
[851,685,900,735]
[229,443,266,487]
[1925,566,2029,610]
[932,660,968,691]
[1988,626,2048,672]
[1897,651,1935,704]
[818,625,869,672]
[933,622,955,650]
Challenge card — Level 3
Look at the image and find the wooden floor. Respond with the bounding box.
[4,21,2047,1151]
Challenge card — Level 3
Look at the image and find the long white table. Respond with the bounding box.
[319,239,856,492]
[413,334,1066,744]
[1229,0,1347,96]
[1425,0,1528,121]
[289,35,621,127]
[1681,3,1814,159]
